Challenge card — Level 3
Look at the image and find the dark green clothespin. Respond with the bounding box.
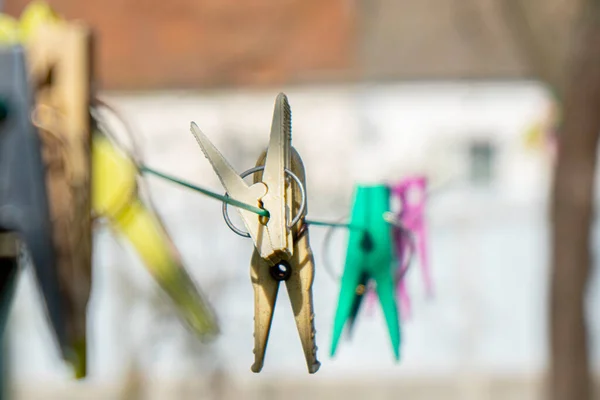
[330,184,400,360]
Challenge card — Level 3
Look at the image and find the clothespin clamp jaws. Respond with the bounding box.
[191,93,303,263]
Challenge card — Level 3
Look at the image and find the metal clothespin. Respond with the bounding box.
[0,45,66,356]
[330,184,400,360]
[191,93,320,373]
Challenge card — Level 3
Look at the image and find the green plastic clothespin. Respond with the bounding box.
[345,271,369,337]
[330,184,400,360]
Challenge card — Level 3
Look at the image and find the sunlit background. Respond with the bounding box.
[3,0,596,399]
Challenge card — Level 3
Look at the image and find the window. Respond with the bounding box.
[468,140,496,186]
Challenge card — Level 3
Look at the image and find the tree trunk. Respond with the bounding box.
[550,3,600,399]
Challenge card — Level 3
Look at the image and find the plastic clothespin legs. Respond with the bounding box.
[331,184,400,360]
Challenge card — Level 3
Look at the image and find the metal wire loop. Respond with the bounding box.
[321,214,348,282]
[222,165,307,238]
[322,212,415,284]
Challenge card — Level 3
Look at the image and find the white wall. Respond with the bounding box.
[8,81,577,390]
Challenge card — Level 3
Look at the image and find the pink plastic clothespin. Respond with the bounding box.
[392,224,416,320]
[392,176,431,299]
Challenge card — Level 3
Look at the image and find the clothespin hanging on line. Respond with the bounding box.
[191,93,320,373]
[92,131,220,342]
[392,176,430,294]
[331,176,430,359]
[330,184,401,361]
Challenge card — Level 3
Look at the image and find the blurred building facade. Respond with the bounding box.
[2,0,577,89]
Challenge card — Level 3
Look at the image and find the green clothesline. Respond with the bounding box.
[140,165,270,218]
[304,219,363,231]
[140,165,360,231]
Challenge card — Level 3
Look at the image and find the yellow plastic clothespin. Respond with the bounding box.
[92,133,219,341]
[192,93,320,373]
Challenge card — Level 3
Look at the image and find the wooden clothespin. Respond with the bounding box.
[0,45,67,357]
[330,184,401,360]
[192,93,320,373]
[19,2,93,378]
